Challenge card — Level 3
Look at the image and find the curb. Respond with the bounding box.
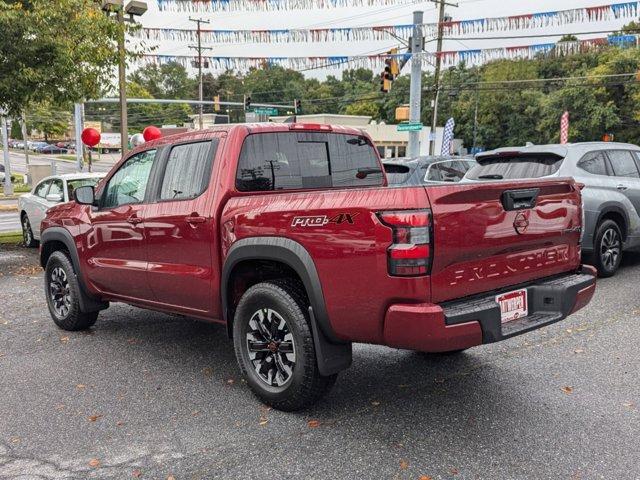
[0,205,18,212]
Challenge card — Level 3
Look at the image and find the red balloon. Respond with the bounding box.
[143,126,162,142]
[81,128,101,147]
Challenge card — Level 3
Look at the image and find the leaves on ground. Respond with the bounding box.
[88,458,100,468]
[132,469,142,478]
[307,420,321,428]
[419,476,433,480]
[399,459,408,470]
[88,414,103,422]
[202,367,213,377]
[562,386,574,395]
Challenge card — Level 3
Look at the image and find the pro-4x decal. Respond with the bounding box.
[291,213,359,227]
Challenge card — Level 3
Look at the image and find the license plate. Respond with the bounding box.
[496,289,528,323]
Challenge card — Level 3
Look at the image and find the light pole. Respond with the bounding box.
[0,110,13,196]
[101,0,147,156]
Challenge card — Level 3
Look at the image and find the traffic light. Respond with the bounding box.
[213,95,220,112]
[380,72,392,93]
[295,99,302,113]
[244,95,252,110]
[380,48,399,94]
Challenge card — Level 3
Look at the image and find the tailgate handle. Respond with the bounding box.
[501,188,540,211]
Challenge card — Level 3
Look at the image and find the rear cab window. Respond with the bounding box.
[236,132,383,191]
[466,154,564,180]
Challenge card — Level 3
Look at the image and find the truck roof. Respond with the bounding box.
[130,123,368,157]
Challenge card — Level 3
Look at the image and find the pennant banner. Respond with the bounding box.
[157,0,416,12]
[138,25,415,44]
[154,0,639,25]
[143,2,639,43]
[138,35,638,72]
[438,35,638,68]
[139,53,414,71]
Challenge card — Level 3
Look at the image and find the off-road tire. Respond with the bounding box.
[233,279,337,411]
[592,219,623,278]
[21,214,38,248]
[45,251,98,331]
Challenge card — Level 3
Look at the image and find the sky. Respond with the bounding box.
[135,0,635,78]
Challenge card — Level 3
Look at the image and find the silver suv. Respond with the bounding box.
[466,142,640,277]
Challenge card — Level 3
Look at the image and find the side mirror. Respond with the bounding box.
[73,186,95,205]
[45,193,63,203]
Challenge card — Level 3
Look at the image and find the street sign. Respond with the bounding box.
[397,122,423,132]
[254,107,278,116]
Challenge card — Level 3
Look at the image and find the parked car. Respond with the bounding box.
[467,142,640,277]
[18,173,105,247]
[39,145,68,154]
[0,163,5,182]
[383,156,475,185]
[39,124,595,410]
[30,142,49,152]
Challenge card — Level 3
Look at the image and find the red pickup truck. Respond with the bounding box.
[40,123,596,410]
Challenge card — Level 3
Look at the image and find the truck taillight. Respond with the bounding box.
[378,209,432,277]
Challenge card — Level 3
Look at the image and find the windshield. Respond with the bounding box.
[466,154,564,180]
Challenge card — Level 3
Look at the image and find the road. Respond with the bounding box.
[0,211,20,234]
[0,244,638,479]
[1,149,118,176]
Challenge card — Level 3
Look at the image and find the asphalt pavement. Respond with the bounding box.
[0,243,638,479]
[1,149,118,176]
[0,212,20,234]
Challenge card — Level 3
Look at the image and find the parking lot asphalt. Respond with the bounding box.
[0,243,638,480]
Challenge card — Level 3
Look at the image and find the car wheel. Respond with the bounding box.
[233,279,337,411]
[593,219,623,277]
[45,251,98,331]
[21,214,38,248]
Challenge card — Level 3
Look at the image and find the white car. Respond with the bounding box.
[18,173,105,247]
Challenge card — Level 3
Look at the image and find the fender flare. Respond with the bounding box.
[40,227,107,313]
[596,204,630,240]
[221,237,351,376]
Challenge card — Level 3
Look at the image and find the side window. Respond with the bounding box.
[426,161,468,182]
[236,132,382,192]
[160,140,217,200]
[48,179,64,197]
[578,151,609,176]
[102,150,157,208]
[34,180,51,198]
[608,150,639,178]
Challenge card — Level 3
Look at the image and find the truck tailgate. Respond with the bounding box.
[427,178,582,303]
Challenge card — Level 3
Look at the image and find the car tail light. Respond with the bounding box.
[378,209,432,277]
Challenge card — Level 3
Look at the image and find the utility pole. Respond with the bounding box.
[189,17,212,130]
[1,112,14,196]
[407,10,423,158]
[429,0,457,155]
[117,6,128,155]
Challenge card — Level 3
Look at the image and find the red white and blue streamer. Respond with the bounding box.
[139,35,639,71]
[154,0,639,21]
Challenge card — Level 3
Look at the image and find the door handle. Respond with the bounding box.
[126,215,143,225]
[617,184,628,191]
[186,215,206,225]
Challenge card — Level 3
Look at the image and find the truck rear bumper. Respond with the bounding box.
[382,266,596,352]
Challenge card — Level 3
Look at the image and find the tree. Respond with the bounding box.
[27,103,71,141]
[344,100,380,118]
[129,62,197,99]
[0,0,122,115]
